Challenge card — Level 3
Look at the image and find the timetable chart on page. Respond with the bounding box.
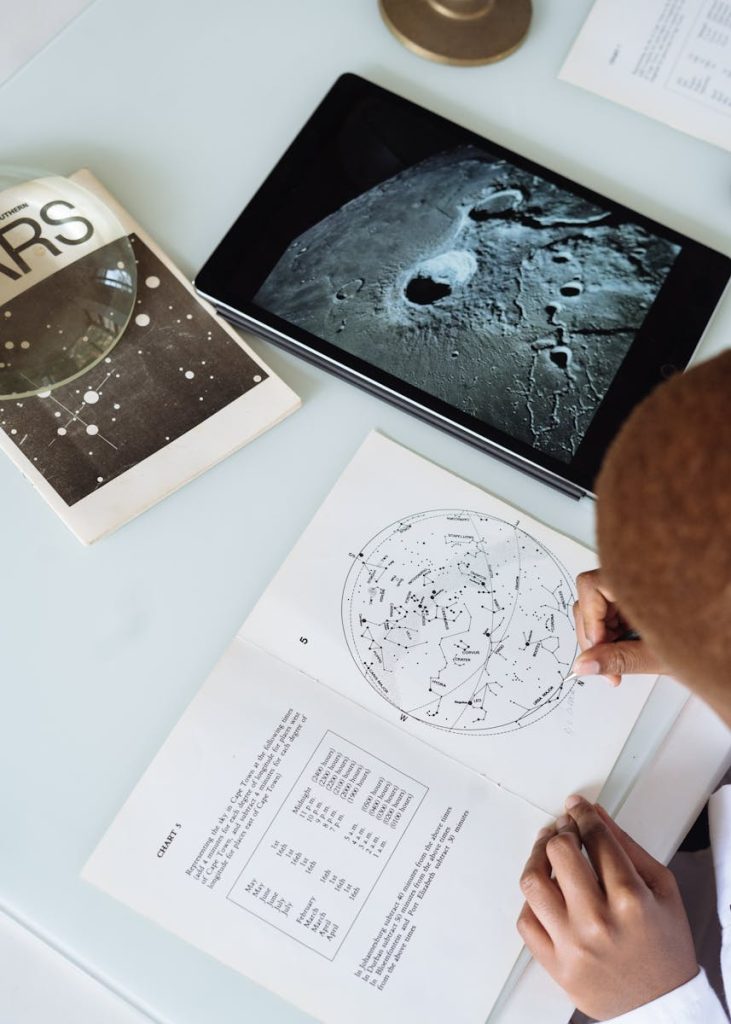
[226,732,428,958]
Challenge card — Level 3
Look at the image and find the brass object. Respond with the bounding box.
[379,0,532,66]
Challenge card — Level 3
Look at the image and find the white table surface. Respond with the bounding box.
[1,2,730,1023]
[0,906,155,1024]
[0,0,92,87]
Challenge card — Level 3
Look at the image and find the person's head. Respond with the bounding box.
[596,350,731,723]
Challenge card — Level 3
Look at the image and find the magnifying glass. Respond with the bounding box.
[0,166,137,400]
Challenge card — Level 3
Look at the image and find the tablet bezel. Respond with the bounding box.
[195,73,731,496]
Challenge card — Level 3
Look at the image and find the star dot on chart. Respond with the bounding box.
[5,341,14,350]
[57,427,66,436]
[20,340,30,349]
[97,476,104,483]
[184,370,194,379]
[38,390,51,399]
[113,403,120,410]
[86,424,99,436]
[3,310,10,318]
[84,390,99,404]
[253,374,262,383]
[135,313,150,327]
[116,261,125,269]
[145,276,160,288]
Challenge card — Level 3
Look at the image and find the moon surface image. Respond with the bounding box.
[255,147,679,462]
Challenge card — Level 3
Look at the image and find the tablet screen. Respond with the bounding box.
[196,75,729,492]
[253,144,680,464]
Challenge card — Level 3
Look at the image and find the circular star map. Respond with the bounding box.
[342,509,579,736]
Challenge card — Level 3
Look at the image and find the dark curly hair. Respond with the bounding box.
[596,350,731,710]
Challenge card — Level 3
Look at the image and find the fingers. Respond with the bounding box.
[565,796,642,894]
[544,814,604,912]
[570,608,620,684]
[572,601,591,653]
[517,901,554,965]
[519,826,566,933]
[573,640,664,682]
[594,805,673,894]
[573,569,627,685]
[575,570,614,647]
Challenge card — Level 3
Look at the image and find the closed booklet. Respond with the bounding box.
[0,169,299,543]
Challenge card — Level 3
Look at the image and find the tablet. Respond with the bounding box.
[195,74,731,497]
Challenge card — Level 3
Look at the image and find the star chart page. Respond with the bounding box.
[241,432,656,815]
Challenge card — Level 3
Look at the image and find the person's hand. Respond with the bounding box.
[572,568,667,685]
[517,797,698,1021]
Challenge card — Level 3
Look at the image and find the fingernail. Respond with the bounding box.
[565,794,584,810]
[537,826,553,839]
[555,814,571,829]
[571,658,601,676]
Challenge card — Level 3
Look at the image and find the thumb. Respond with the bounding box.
[572,640,664,683]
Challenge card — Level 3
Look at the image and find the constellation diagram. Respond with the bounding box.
[0,233,265,506]
[341,509,578,736]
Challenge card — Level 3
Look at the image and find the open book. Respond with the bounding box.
[83,434,657,1024]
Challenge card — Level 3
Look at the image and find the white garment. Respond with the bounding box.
[607,785,731,1023]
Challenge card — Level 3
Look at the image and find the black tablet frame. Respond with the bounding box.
[195,73,731,497]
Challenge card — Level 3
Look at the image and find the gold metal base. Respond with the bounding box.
[379,0,532,67]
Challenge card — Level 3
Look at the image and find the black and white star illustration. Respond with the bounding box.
[0,233,266,506]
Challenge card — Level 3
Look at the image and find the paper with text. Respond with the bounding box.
[83,640,548,1024]
[242,433,655,814]
[560,0,731,152]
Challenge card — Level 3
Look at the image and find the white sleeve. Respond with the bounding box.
[603,969,728,1023]
[710,784,731,1015]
